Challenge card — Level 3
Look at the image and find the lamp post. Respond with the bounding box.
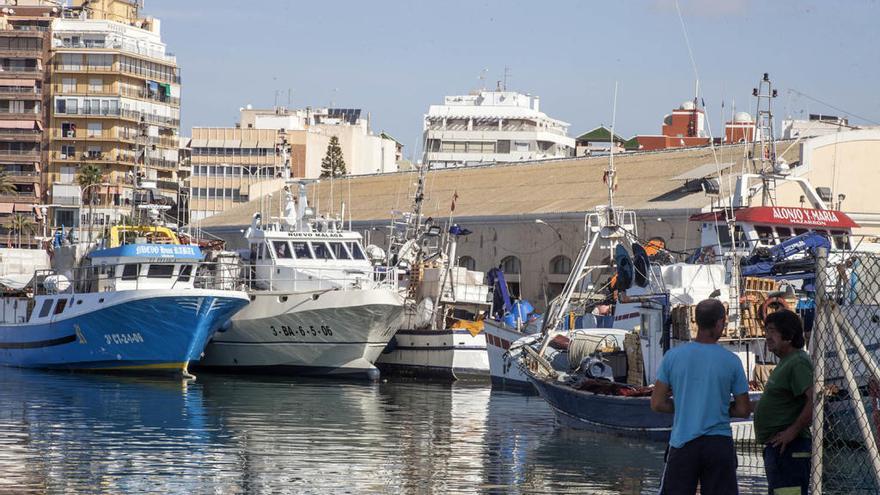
[82,181,111,244]
[534,218,563,240]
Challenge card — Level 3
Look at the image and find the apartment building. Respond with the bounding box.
[190,106,399,221]
[0,6,51,246]
[422,90,575,169]
[48,0,181,229]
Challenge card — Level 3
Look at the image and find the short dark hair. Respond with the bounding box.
[695,298,726,330]
[764,310,806,348]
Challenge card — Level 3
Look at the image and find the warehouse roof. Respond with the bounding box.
[196,142,801,228]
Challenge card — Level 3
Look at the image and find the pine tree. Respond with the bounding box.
[320,136,346,178]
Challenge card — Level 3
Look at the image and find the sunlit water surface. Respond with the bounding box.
[0,369,767,494]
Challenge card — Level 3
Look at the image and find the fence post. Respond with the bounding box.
[811,248,828,494]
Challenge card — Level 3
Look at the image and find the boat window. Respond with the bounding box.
[273,241,292,259]
[793,228,809,236]
[292,241,312,259]
[346,241,366,260]
[121,263,139,280]
[178,264,193,282]
[776,227,793,242]
[147,264,175,278]
[831,230,851,250]
[54,298,68,315]
[329,242,350,260]
[717,226,732,248]
[755,226,775,245]
[38,299,53,318]
[311,242,333,260]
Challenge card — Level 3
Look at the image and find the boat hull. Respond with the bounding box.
[483,320,534,389]
[0,290,249,374]
[198,288,404,378]
[527,373,674,441]
[376,328,490,380]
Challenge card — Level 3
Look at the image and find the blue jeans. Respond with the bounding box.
[763,436,811,495]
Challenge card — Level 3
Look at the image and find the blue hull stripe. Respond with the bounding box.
[0,334,77,349]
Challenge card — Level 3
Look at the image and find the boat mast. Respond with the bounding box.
[751,73,780,206]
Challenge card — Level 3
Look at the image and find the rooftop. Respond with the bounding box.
[197,142,801,228]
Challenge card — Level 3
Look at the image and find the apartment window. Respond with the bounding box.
[60,145,75,160]
[60,53,81,70]
[87,122,101,137]
[89,78,102,92]
[87,146,101,159]
[61,122,76,138]
[9,100,23,113]
[62,78,76,93]
[66,98,78,113]
[87,54,112,70]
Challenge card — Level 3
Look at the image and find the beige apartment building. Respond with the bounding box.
[190,106,400,221]
[47,0,181,229]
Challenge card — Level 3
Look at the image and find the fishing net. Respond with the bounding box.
[810,249,880,494]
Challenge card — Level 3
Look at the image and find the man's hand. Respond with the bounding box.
[769,426,799,453]
[651,380,674,414]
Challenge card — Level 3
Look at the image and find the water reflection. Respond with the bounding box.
[0,369,766,494]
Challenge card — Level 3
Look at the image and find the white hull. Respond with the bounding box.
[376,328,489,379]
[199,288,404,377]
[484,320,535,388]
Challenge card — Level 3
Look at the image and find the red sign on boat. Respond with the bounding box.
[691,206,859,229]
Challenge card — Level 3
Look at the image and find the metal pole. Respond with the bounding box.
[810,247,828,495]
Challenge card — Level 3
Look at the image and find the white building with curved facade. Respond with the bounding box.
[422,90,575,169]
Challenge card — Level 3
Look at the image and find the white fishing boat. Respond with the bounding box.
[376,165,493,379]
[198,182,405,379]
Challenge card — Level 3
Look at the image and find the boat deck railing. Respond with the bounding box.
[235,264,399,294]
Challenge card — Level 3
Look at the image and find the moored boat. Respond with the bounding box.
[0,225,250,376]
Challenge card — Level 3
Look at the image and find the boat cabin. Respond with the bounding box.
[692,205,858,258]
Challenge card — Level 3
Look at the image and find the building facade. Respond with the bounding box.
[190,106,399,221]
[48,0,181,229]
[422,90,575,169]
[0,6,51,246]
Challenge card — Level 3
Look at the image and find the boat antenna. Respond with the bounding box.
[606,82,618,217]
[751,72,780,206]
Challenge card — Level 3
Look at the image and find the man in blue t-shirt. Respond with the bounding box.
[651,298,752,494]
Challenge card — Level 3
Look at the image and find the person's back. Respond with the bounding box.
[659,342,747,448]
[651,299,751,495]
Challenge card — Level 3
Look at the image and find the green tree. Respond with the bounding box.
[10,213,33,248]
[0,171,17,195]
[77,164,105,242]
[320,136,347,178]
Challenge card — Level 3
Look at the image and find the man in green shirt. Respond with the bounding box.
[754,309,814,495]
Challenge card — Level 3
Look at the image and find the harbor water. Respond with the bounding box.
[0,369,768,494]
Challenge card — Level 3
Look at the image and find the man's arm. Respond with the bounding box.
[729,392,752,418]
[651,380,674,413]
[769,387,814,453]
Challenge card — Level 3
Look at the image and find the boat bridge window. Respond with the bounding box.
[273,241,292,259]
[311,242,333,260]
[717,225,745,249]
[755,226,775,245]
[147,264,175,278]
[776,227,793,242]
[831,230,851,250]
[121,264,139,280]
[793,228,808,236]
[178,264,193,282]
[346,242,366,260]
[329,242,350,260]
[292,241,312,259]
[38,299,53,318]
[54,298,68,315]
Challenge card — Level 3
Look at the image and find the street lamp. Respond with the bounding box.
[535,218,562,240]
[82,181,111,244]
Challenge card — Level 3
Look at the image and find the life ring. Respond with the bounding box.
[759,296,788,323]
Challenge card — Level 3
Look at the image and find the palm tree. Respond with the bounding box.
[10,213,33,248]
[0,172,16,195]
[77,164,105,243]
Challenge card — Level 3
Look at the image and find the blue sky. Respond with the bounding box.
[148,0,879,157]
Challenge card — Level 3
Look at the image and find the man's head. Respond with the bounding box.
[695,298,726,341]
[764,309,805,357]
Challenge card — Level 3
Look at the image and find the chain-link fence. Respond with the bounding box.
[811,248,880,494]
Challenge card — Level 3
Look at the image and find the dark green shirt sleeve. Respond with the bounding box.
[788,358,813,397]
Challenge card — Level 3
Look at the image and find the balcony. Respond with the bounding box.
[0,190,38,203]
[0,87,41,99]
[54,107,180,129]
[0,66,42,76]
[118,86,180,106]
[2,170,40,182]
[0,129,41,142]
[0,148,40,161]
[54,39,176,64]
[53,63,180,85]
